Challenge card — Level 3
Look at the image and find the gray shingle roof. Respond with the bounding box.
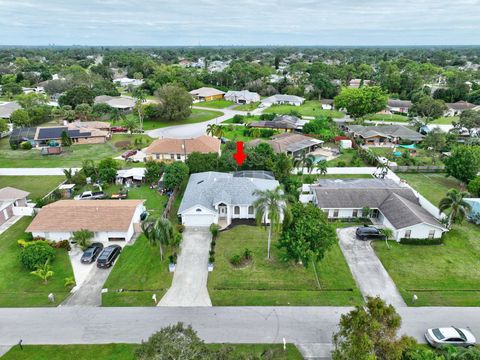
[387,99,412,108]
[178,172,280,214]
[346,125,424,142]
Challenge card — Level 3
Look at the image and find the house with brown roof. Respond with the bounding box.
[0,187,32,226]
[189,87,225,102]
[145,135,221,162]
[27,200,145,245]
[445,101,480,116]
[248,133,323,158]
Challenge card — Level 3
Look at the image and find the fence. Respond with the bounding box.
[163,187,179,219]
[391,165,445,173]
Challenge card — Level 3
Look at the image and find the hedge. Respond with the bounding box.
[399,237,443,245]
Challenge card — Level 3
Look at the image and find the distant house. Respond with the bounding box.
[113,77,144,87]
[116,168,146,185]
[224,90,260,104]
[178,171,281,227]
[305,178,447,241]
[94,95,136,112]
[445,101,480,116]
[261,94,305,107]
[189,87,225,102]
[387,99,412,114]
[70,120,111,132]
[33,124,109,146]
[249,114,307,131]
[0,102,21,119]
[248,132,323,158]
[27,200,145,245]
[0,187,33,226]
[320,99,334,110]
[465,198,480,223]
[345,124,424,145]
[349,79,371,88]
[145,135,221,162]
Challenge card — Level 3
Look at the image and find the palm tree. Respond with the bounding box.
[439,189,471,228]
[316,160,328,176]
[133,89,146,131]
[305,154,316,174]
[63,168,74,183]
[142,217,174,261]
[294,152,315,179]
[206,124,217,137]
[214,125,225,138]
[252,186,288,259]
[31,260,54,285]
[376,161,389,179]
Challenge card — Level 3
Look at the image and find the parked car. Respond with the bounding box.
[111,126,128,133]
[355,226,385,240]
[74,190,106,200]
[80,243,104,264]
[425,327,476,348]
[121,149,137,159]
[96,245,122,268]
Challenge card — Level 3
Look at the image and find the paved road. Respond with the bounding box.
[159,228,212,306]
[147,107,246,139]
[0,168,80,176]
[337,227,407,308]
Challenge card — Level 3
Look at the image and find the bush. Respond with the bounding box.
[337,161,346,167]
[232,114,244,124]
[209,223,220,239]
[243,248,252,260]
[399,237,443,245]
[168,253,177,264]
[208,255,215,264]
[230,254,242,266]
[176,224,185,233]
[20,243,56,270]
[20,141,32,150]
[51,239,71,251]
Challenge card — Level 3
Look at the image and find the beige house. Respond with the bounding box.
[189,87,225,102]
[145,135,221,162]
[34,124,109,146]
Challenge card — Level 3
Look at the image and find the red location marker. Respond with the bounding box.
[233,141,247,166]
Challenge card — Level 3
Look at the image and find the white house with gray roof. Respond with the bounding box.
[178,171,281,227]
[261,94,305,107]
[224,90,260,104]
[303,178,446,241]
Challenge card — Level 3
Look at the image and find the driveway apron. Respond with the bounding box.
[337,227,406,307]
[158,227,212,306]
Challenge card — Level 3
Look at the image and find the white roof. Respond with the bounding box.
[189,87,225,97]
[262,94,305,104]
[224,90,260,102]
[117,168,146,180]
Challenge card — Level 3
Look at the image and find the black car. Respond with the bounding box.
[96,245,121,268]
[355,226,385,240]
[81,243,104,264]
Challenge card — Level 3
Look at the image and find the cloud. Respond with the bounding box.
[0,0,479,45]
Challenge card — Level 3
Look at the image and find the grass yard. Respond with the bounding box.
[365,113,410,123]
[397,173,461,206]
[102,235,173,306]
[370,147,442,166]
[291,173,373,184]
[0,176,64,199]
[0,134,152,168]
[221,126,279,142]
[263,100,345,118]
[222,115,260,124]
[194,100,234,109]
[327,149,367,167]
[141,109,223,130]
[234,102,260,111]
[208,225,363,306]
[0,217,74,307]
[431,116,459,125]
[2,343,302,360]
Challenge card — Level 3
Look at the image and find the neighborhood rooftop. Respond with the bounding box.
[345,124,424,142]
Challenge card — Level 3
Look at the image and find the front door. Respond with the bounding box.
[218,205,227,219]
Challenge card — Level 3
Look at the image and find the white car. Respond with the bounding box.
[425,327,476,348]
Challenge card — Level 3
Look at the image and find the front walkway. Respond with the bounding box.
[0,216,21,236]
[158,227,212,306]
[337,227,406,307]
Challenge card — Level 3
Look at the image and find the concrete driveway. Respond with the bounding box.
[158,227,212,306]
[337,227,406,307]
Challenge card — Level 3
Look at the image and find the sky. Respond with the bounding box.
[1,0,479,46]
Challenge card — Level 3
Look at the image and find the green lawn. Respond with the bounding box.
[327,149,367,167]
[0,176,64,199]
[208,225,362,306]
[234,102,260,111]
[0,217,74,307]
[397,173,461,206]
[102,235,173,306]
[0,134,152,168]
[263,100,345,118]
[365,113,409,123]
[431,116,459,125]
[292,173,373,184]
[194,100,234,109]
[141,109,223,130]
[2,343,302,360]
[221,126,279,142]
[222,115,260,124]
[370,147,442,166]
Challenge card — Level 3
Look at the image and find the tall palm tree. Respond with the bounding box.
[133,89,146,131]
[252,186,288,259]
[316,160,328,176]
[376,161,389,179]
[142,217,174,261]
[206,124,217,137]
[293,152,315,179]
[439,189,471,228]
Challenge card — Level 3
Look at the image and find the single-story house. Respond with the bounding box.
[0,187,32,226]
[387,99,412,114]
[70,120,111,132]
[145,135,221,162]
[321,99,334,110]
[345,124,424,145]
[0,102,21,119]
[114,77,144,87]
[189,87,225,102]
[261,94,305,107]
[445,101,480,116]
[34,125,109,146]
[306,178,447,241]
[224,90,260,104]
[178,171,281,227]
[27,200,145,245]
[465,198,480,223]
[249,114,307,131]
[94,95,136,111]
[349,79,371,88]
[116,168,146,185]
[248,132,323,158]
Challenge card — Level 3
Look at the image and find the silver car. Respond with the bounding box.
[425,327,476,348]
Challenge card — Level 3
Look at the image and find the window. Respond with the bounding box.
[176,154,181,160]
[156,154,160,160]
[196,208,202,212]
[234,206,240,215]
[333,209,339,218]
[248,206,254,215]
[428,230,435,239]
[170,154,175,160]
[352,209,358,217]
[404,230,411,239]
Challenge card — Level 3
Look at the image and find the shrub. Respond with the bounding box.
[20,141,32,150]
[399,237,443,245]
[20,243,56,271]
[230,254,242,266]
[208,255,215,264]
[176,224,185,233]
[232,114,244,124]
[51,239,71,251]
[209,223,220,239]
[243,248,252,260]
[337,161,346,167]
[209,249,215,257]
[168,253,178,264]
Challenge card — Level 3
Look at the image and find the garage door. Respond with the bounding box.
[182,214,216,227]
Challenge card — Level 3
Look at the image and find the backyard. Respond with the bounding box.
[221,125,279,142]
[0,176,64,199]
[373,172,480,306]
[141,108,223,130]
[193,99,234,109]
[370,146,443,166]
[263,100,345,118]
[234,102,260,111]
[208,225,363,306]
[0,217,74,307]
[364,113,409,123]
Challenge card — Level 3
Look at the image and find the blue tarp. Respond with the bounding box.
[398,144,416,149]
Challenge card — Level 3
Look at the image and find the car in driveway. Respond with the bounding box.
[355,226,385,240]
[96,245,121,269]
[425,327,476,348]
[80,243,104,264]
[121,149,137,159]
